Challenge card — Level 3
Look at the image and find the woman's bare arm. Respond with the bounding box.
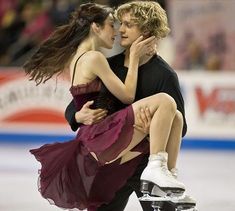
[86,36,155,104]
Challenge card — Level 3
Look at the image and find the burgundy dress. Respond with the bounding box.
[30,78,149,211]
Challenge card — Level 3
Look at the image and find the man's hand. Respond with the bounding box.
[133,107,151,134]
[75,101,108,125]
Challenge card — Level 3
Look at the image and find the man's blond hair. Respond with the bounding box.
[116,1,170,39]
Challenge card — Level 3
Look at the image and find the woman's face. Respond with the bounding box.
[98,14,117,49]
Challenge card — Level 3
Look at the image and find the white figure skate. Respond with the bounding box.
[140,165,197,211]
[140,152,185,197]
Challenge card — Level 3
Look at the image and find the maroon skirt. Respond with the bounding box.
[30,105,149,210]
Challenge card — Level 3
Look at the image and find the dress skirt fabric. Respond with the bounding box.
[30,79,149,210]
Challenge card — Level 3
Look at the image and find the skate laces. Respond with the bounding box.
[170,168,178,179]
[161,163,174,178]
[148,152,175,179]
[149,152,168,162]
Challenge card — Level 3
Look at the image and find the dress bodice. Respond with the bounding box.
[69,78,102,111]
[70,78,120,115]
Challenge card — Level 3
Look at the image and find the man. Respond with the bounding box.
[65,1,186,210]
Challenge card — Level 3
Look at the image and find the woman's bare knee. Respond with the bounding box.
[174,111,183,124]
[132,92,177,121]
[157,93,177,114]
[172,110,183,131]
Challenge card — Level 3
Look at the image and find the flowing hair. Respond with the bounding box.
[116,1,170,39]
[23,3,113,85]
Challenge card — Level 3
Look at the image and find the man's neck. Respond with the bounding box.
[124,48,155,67]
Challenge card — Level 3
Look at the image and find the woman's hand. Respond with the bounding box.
[75,101,108,125]
[133,107,151,134]
[130,35,156,59]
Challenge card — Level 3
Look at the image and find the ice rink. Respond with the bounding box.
[1,1,235,211]
[0,144,235,211]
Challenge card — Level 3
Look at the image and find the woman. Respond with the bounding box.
[24,3,185,210]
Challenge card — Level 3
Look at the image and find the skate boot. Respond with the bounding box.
[169,168,182,197]
[170,167,178,179]
[170,168,197,209]
[140,152,185,197]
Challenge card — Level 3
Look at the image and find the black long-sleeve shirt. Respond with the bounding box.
[65,52,187,137]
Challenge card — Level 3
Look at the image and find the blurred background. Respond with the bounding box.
[0,0,235,211]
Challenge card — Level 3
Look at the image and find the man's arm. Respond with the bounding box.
[65,100,80,131]
[65,100,108,131]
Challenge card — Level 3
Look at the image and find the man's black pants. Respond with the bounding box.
[97,156,175,211]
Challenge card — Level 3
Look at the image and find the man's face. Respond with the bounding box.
[118,12,142,48]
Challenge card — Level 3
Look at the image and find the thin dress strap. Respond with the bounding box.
[71,52,87,86]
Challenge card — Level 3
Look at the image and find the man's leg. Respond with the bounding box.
[97,183,132,211]
[96,156,148,211]
[127,155,153,211]
[98,155,175,211]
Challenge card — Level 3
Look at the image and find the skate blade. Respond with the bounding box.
[139,195,196,203]
[139,195,171,202]
[165,189,185,197]
[171,198,196,208]
[141,180,185,196]
[174,203,196,210]
[139,196,196,211]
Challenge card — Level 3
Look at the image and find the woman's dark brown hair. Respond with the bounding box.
[23,3,113,85]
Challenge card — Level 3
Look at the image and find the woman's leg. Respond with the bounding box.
[107,92,177,163]
[104,92,185,192]
[139,107,185,195]
[166,110,183,170]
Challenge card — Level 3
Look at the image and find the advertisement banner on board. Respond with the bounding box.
[0,69,235,144]
[179,71,235,139]
[0,68,73,136]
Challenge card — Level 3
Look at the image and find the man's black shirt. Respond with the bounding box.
[101,52,186,136]
[65,52,187,136]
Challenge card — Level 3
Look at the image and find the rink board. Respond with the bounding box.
[1,69,235,150]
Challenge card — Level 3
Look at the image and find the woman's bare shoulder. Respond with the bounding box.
[87,50,106,59]
[84,51,109,72]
